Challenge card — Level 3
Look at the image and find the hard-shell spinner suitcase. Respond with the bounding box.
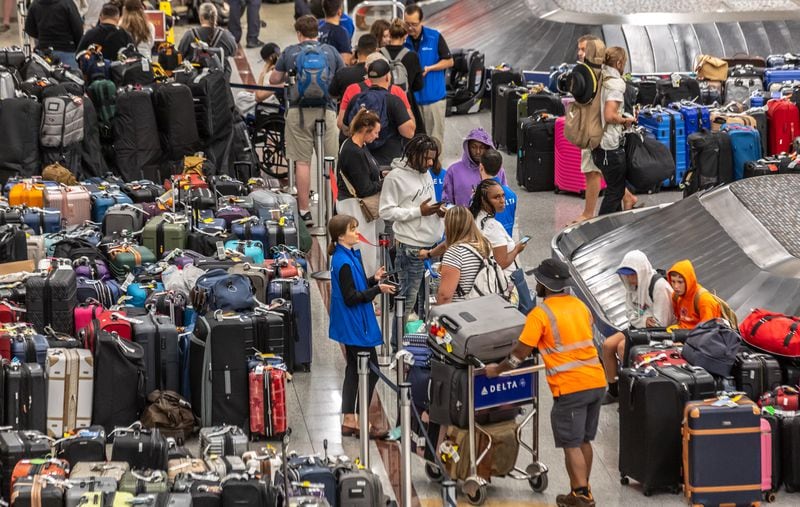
[3,361,47,432]
[733,351,782,401]
[25,265,77,335]
[516,114,556,192]
[131,313,180,394]
[45,347,94,438]
[554,116,606,195]
[248,365,288,439]
[0,430,50,501]
[267,278,312,371]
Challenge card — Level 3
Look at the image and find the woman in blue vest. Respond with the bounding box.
[329,214,395,439]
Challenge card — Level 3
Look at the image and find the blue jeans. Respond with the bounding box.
[228,0,261,45]
[52,50,78,70]
[393,241,432,347]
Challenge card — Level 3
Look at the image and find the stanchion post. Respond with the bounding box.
[394,296,406,413]
[357,352,371,468]
[287,160,297,196]
[377,233,392,366]
[441,480,457,506]
[323,156,335,226]
[399,382,412,507]
[311,119,327,235]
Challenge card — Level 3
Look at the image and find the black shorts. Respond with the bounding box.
[550,387,605,448]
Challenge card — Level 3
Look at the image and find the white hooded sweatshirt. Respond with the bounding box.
[378,158,444,247]
[617,250,676,329]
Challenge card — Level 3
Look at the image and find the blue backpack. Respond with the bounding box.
[294,42,331,107]
[77,44,110,83]
[345,84,390,148]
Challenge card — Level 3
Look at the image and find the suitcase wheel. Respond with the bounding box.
[528,470,547,493]
[620,476,629,485]
[464,480,487,506]
[424,462,443,482]
[765,491,777,503]
[553,187,561,194]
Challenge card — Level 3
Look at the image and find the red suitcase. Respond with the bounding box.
[759,385,800,411]
[249,365,287,438]
[81,310,133,354]
[766,99,800,155]
[0,300,23,324]
[10,458,69,494]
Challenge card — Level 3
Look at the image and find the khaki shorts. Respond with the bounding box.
[419,99,446,148]
[580,149,602,174]
[285,107,340,163]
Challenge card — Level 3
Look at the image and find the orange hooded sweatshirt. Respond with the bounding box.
[667,259,722,329]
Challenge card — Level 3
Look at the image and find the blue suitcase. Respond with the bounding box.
[764,68,800,90]
[722,124,762,180]
[231,219,267,244]
[91,191,133,222]
[10,331,49,369]
[637,108,687,186]
[224,239,265,264]
[22,208,62,234]
[268,278,312,371]
[126,281,165,307]
[195,217,226,234]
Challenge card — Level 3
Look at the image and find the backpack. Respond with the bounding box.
[563,75,604,150]
[344,83,390,148]
[693,288,739,329]
[87,79,117,139]
[647,269,667,300]
[76,44,110,83]
[380,47,410,91]
[190,28,224,72]
[455,243,510,300]
[40,94,85,148]
[293,42,331,107]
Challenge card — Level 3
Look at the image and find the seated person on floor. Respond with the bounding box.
[667,259,723,330]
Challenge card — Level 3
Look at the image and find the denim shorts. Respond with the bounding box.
[550,387,605,448]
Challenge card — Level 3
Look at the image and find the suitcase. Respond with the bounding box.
[747,108,769,155]
[637,107,686,186]
[759,386,799,410]
[8,181,45,207]
[112,492,135,507]
[45,347,93,438]
[493,85,527,153]
[64,477,117,507]
[107,244,157,280]
[248,365,288,439]
[516,114,556,192]
[121,181,164,204]
[554,116,604,195]
[0,430,51,500]
[280,457,337,507]
[265,219,299,250]
[725,76,764,105]
[618,368,683,495]
[113,88,163,183]
[167,458,207,482]
[53,426,106,465]
[219,475,277,507]
[25,266,77,335]
[68,490,104,507]
[733,351,782,401]
[760,416,778,501]
[764,68,800,89]
[654,76,700,106]
[216,206,251,230]
[684,129,734,196]
[69,461,130,483]
[630,345,686,369]
[682,397,762,506]
[204,455,246,476]
[152,82,201,161]
[267,278,312,371]
[198,425,249,457]
[766,99,800,155]
[103,204,146,239]
[118,469,169,495]
[9,475,65,507]
[228,264,270,303]
[427,294,525,363]
[443,419,520,481]
[654,363,716,401]
[92,331,147,433]
[131,313,180,394]
[91,191,133,223]
[224,240,265,264]
[3,361,46,432]
[671,103,710,172]
[722,124,762,180]
[142,214,188,258]
[338,469,385,507]
[8,331,49,368]
[210,176,247,197]
[82,310,134,355]
[111,426,169,471]
[780,414,800,492]
[43,185,92,226]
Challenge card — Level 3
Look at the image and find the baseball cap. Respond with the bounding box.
[367,59,391,79]
[616,267,636,276]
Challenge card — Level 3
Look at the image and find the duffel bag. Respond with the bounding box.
[443,419,520,480]
[625,130,675,191]
[192,269,255,313]
[681,318,740,376]
[740,308,800,357]
[758,385,800,411]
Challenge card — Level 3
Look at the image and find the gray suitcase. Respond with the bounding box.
[249,189,298,220]
[338,470,385,507]
[70,461,130,482]
[64,477,118,507]
[266,219,298,249]
[102,204,146,239]
[168,493,192,507]
[198,425,248,457]
[427,294,525,362]
[204,455,246,477]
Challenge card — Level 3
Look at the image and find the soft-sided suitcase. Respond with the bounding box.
[443,419,520,481]
[113,88,163,182]
[204,455,246,477]
[280,457,337,507]
[427,294,525,363]
[111,426,168,471]
[25,266,77,335]
[267,278,312,371]
[167,458,207,483]
[0,430,51,500]
[516,114,556,192]
[53,426,106,465]
[248,364,288,439]
[618,368,683,495]
[683,129,734,196]
[654,76,700,106]
[152,82,201,161]
[45,347,93,438]
[722,124,762,180]
[338,469,385,507]
[69,461,129,483]
[637,107,686,186]
[766,99,800,155]
[10,474,65,507]
[493,85,527,153]
[554,117,605,195]
[91,331,147,433]
[131,313,180,395]
[3,361,46,432]
[733,351,782,401]
[682,397,762,507]
[121,181,164,203]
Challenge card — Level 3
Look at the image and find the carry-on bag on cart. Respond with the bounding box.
[682,396,762,506]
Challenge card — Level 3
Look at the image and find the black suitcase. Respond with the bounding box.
[110,425,168,470]
[732,351,782,400]
[122,181,165,203]
[25,267,77,335]
[0,430,51,501]
[618,368,683,495]
[81,97,109,180]
[654,77,701,106]
[763,413,782,494]
[684,130,733,196]
[489,69,523,116]
[9,475,65,506]
[516,114,556,192]
[782,360,800,386]
[748,109,769,155]
[92,331,147,433]
[0,97,42,180]
[493,85,526,153]
[113,88,163,183]
[132,313,180,395]
[3,362,46,432]
[526,92,565,116]
[220,475,277,507]
[152,83,201,161]
[209,175,247,197]
[654,363,716,400]
[0,224,27,263]
[781,414,800,492]
[636,79,659,106]
[54,426,107,465]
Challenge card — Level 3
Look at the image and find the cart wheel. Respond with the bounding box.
[424,463,443,482]
[529,471,548,493]
[620,476,629,485]
[553,187,561,194]
[766,491,776,503]
[643,488,652,497]
[466,484,487,505]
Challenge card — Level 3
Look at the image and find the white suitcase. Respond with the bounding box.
[46,347,94,437]
[44,185,92,226]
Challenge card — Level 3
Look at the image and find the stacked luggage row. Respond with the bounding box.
[620,309,800,504]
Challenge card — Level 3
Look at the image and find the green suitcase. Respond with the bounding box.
[108,244,157,280]
[118,469,169,495]
[141,214,188,258]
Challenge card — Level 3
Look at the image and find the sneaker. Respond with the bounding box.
[601,392,618,405]
[556,491,595,507]
[300,211,313,226]
[246,39,265,49]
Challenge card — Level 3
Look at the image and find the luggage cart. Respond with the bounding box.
[426,357,549,505]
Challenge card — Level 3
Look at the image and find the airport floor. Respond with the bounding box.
[3,2,793,505]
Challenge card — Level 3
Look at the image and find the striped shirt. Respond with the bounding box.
[442,243,485,300]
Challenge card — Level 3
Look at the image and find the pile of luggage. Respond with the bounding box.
[619,311,800,504]
[0,422,389,506]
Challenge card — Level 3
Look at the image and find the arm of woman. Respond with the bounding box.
[436,264,461,305]
[492,244,519,269]
[339,264,381,306]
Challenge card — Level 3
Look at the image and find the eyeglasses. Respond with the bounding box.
[405,21,421,28]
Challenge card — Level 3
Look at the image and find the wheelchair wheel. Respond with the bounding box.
[251,113,289,179]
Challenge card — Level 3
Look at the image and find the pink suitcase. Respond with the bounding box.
[44,185,91,226]
[554,117,606,196]
[74,301,105,335]
[761,417,777,502]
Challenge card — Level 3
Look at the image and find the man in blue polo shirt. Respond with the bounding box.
[403,4,453,148]
[479,149,517,237]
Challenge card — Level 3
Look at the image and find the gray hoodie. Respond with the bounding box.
[378,157,444,247]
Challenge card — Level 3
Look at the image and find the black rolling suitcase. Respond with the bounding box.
[25,266,77,335]
[9,475,65,506]
[516,114,556,191]
[618,368,683,495]
[781,414,800,492]
[653,364,716,400]
[732,351,782,401]
[113,88,163,183]
[493,85,527,153]
[3,362,46,432]
[152,82,201,161]
[92,331,147,433]
[110,425,168,470]
[132,313,180,395]
[0,430,51,501]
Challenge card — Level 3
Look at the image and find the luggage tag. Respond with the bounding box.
[439,441,460,463]
[120,273,136,292]
[670,73,681,88]
[216,241,225,260]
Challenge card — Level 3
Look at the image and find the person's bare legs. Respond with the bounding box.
[602,332,625,383]
[581,441,593,480]
[572,171,601,224]
[295,160,311,213]
[622,188,638,210]
[564,447,590,490]
[2,0,13,27]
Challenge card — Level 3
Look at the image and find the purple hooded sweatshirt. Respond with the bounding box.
[441,127,508,206]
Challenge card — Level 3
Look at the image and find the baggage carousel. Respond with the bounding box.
[423,0,800,72]
[551,175,800,336]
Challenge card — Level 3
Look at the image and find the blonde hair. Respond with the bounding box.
[444,206,491,258]
[604,46,627,71]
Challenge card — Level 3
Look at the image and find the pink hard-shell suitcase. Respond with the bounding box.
[554,117,606,196]
[761,416,778,502]
[44,185,92,226]
[74,302,104,335]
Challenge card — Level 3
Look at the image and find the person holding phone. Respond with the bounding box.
[328,214,395,439]
[469,178,534,314]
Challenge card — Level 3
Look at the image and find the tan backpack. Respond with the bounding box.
[564,39,606,150]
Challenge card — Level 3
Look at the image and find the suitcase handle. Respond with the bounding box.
[438,314,460,332]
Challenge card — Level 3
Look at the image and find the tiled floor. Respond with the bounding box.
[4,2,795,505]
